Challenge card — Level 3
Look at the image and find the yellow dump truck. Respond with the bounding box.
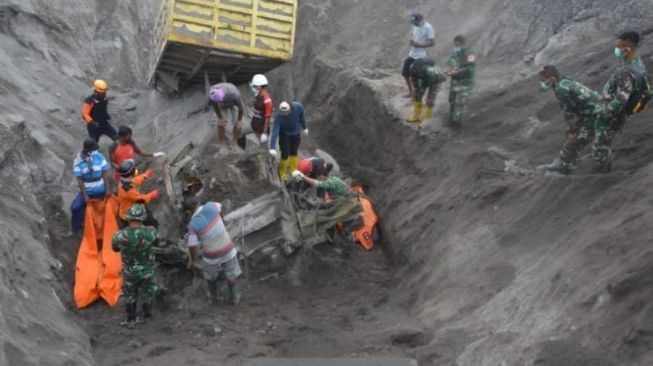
[149,0,297,90]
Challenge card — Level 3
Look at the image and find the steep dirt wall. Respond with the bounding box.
[263,1,653,365]
[0,1,157,364]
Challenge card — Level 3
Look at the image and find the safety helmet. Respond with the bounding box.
[93,79,108,93]
[298,159,313,175]
[251,74,268,87]
[279,101,291,115]
[119,159,136,177]
[125,204,147,222]
[209,88,226,103]
[82,138,98,154]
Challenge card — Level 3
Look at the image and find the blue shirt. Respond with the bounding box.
[73,150,109,196]
[269,101,307,148]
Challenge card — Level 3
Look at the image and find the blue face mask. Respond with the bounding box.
[614,47,624,59]
[539,81,551,91]
[453,47,463,53]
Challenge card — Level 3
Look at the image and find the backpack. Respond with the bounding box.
[625,66,652,115]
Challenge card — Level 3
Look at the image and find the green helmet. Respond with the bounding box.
[125,204,147,222]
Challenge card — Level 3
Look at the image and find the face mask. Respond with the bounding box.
[614,47,624,59]
[453,47,463,53]
[539,81,551,91]
[250,84,259,96]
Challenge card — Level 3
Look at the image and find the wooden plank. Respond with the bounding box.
[181,49,210,87]
[167,32,290,60]
[249,0,258,48]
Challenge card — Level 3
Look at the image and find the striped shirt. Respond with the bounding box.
[73,151,109,196]
[187,202,236,264]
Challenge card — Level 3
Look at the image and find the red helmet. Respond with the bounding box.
[298,159,313,175]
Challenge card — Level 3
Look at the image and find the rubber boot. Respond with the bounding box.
[423,106,434,120]
[207,279,219,304]
[142,303,152,324]
[543,159,572,174]
[278,159,289,181]
[289,155,299,173]
[121,303,137,329]
[228,282,241,306]
[407,101,422,123]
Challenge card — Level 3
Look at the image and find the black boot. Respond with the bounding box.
[229,282,241,306]
[207,279,219,304]
[121,303,137,329]
[142,303,153,324]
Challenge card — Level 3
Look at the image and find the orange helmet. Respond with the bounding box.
[298,159,313,175]
[93,79,108,93]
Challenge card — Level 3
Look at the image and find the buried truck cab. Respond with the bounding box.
[149,0,297,90]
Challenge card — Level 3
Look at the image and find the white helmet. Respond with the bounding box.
[251,74,268,87]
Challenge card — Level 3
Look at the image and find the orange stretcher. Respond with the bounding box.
[351,186,379,250]
[74,197,122,308]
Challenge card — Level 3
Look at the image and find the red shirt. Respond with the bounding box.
[252,90,273,123]
[109,141,137,181]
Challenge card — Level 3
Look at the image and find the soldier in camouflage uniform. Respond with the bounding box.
[538,65,605,174]
[407,58,447,123]
[112,204,157,329]
[596,31,649,172]
[444,35,476,129]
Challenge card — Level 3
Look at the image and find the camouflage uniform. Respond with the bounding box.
[446,46,476,127]
[597,56,648,168]
[551,77,604,169]
[112,225,157,324]
[411,63,447,106]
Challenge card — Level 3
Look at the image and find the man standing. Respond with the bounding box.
[538,66,604,174]
[444,35,477,130]
[183,197,242,305]
[70,138,112,234]
[596,31,650,172]
[402,12,435,97]
[82,79,118,143]
[269,101,308,181]
[109,125,164,184]
[250,74,274,144]
[209,82,245,148]
[407,58,447,123]
[112,204,157,329]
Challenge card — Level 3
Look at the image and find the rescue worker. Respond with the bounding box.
[292,164,349,198]
[538,65,604,174]
[111,204,157,329]
[109,125,164,184]
[82,79,118,143]
[70,138,112,234]
[117,159,159,229]
[596,30,650,172]
[402,12,435,97]
[444,35,477,130]
[269,101,308,181]
[209,82,245,148]
[183,197,242,305]
[250,74,274,144]
[407,58,447,123]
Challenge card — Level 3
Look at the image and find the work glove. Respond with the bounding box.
[260,133,268,144]
[144,168,154,178]
[149,189,159,200]
[153,152,165,158]
[291,170,304,179]
[269,149,277,158]
[89,120,100,129]
[303,129,309,136]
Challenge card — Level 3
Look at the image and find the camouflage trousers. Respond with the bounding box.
[559,119,595,166]
[122,271,156,305]
[449,84,472,125]
[591,112,623,166]
[415,83,443,107]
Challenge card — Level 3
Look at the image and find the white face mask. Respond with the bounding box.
[250,84,260,96]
